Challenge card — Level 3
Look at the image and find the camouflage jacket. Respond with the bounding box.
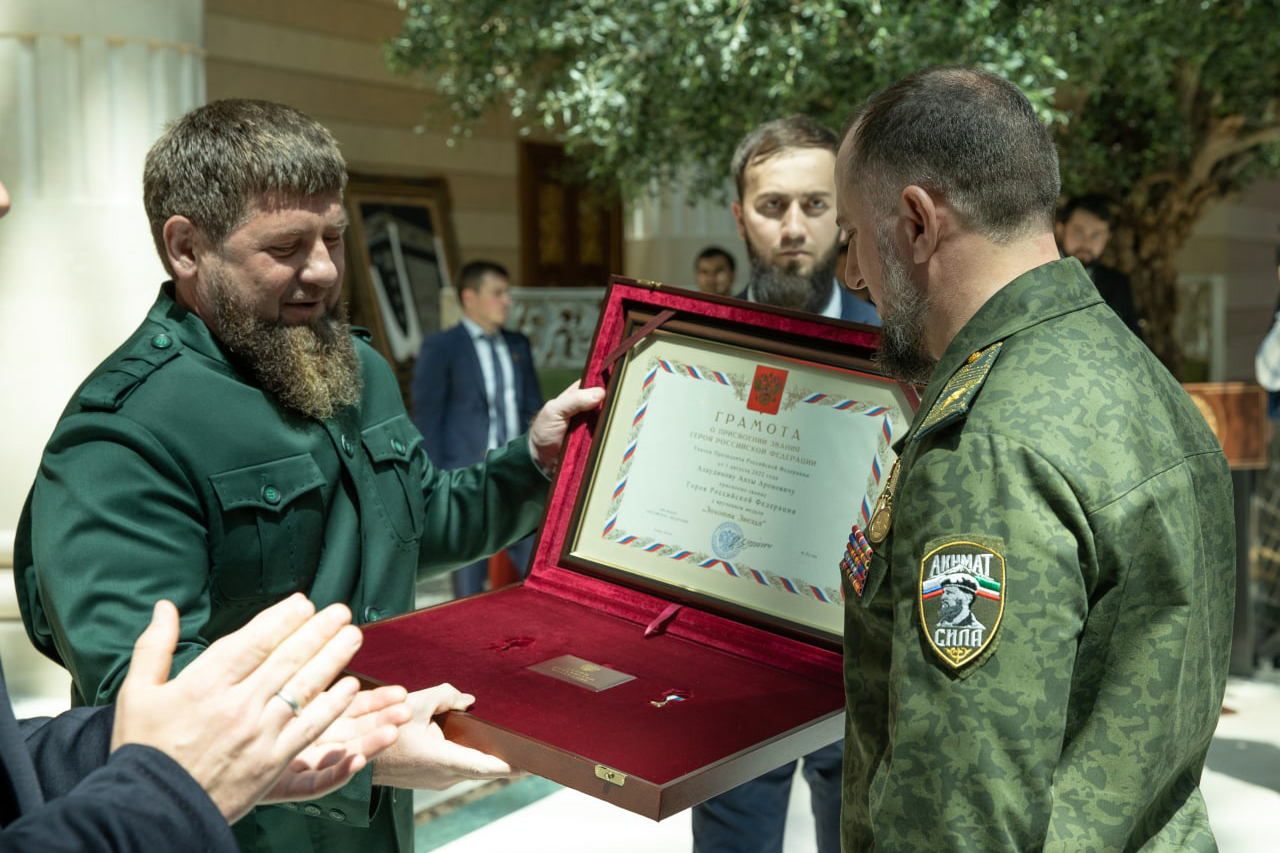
[842,258,1234,852]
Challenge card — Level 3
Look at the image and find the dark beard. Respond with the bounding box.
[746,242,838,314]
[872,224,937,385]
[208,277,363,420]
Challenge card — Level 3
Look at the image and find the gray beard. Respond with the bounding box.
[746,243,838,314]
[207,276,363,420]
[872,224,936,385]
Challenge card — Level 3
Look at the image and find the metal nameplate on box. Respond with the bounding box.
[527,654,637,692]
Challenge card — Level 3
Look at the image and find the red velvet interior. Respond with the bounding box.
[352,584,845,785]
[351,282,897,786]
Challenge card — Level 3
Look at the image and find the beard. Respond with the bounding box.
[207,271,363,420]
[872,223,937,385]
[746,240,839,314]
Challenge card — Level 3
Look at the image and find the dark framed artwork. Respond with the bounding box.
[342,175,460,408]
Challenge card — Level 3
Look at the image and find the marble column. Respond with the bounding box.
[0,0,205,542]
[624,176,745,292]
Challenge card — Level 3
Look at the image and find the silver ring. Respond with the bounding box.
[273,688,302,716]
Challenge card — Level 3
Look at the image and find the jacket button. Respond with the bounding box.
[341,435,354,457]
[302,804,322,817]
[363,606,382,622]
[261,485,281,505]
[392,438,406,455]
[328,809,346,821]
[151,333,172,349]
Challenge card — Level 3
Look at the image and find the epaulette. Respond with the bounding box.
[351,326,373,341]
[77,331,183,412]
[913,341,1003,441]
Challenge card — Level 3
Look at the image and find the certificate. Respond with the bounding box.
[349,281,915,820]
[569,326,915,639]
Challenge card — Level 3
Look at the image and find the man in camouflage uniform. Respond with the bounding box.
[834,66,1234,851]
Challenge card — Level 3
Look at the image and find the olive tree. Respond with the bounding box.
[389,0,1280,370]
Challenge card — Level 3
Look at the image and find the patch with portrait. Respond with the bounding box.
[918,537,1005,670]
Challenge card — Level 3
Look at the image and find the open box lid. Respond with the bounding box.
[347,278,920,819]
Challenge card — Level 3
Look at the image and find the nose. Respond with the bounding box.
[300,236,342,288]
[843,245,864,291]
[780,201,807,244]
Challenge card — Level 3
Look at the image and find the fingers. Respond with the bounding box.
[549,380,606,418]
[253,606,359,714]
[408,683,475,718]
[344,685,410,720]
[273,675,361,759]
[186,593,316,684]
[418,740,516,789]
[122,600,181,690]
[349,722,403,765]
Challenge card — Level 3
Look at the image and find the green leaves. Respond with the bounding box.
[387,0,1280,205]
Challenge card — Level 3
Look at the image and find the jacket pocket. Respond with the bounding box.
[209,454,326,601]
[361,416,426,543]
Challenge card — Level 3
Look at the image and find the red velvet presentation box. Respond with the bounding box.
[347,278,918,819]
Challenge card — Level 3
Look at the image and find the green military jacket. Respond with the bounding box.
[14,285,549,853]
[842,259,1234,852]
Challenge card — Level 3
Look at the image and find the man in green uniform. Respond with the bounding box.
[14,99,603,853]
[834,67,1234,851]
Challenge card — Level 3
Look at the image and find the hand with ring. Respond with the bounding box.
[111,595,412,823]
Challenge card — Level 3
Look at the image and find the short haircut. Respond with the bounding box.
[842,66,1060,242]
[731,115,839,199]
[458,260,510,293]
[695,245,736,272]
[143,99,348,275]
[1058,193,1117,226]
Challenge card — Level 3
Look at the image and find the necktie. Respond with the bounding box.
[486,334,509,446]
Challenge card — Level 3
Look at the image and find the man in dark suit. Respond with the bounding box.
[412,261,545,597]
[1055,194,1145,341]
[691,116,872,853]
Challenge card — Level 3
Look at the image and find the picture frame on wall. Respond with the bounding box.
[342,174,460,407]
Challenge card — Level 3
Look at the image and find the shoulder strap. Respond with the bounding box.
[913,341,1004,441]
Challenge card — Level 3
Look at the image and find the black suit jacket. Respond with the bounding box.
[0,660,235,851]
[1086,262,1143,339]
[411,323,544,469]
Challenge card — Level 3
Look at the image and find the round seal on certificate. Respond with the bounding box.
[711,521,746,560]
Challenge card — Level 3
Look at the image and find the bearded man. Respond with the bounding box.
[690,114,880,853]
[14,98,603,853]
[729,115,880,328]
[835,66,1233,852]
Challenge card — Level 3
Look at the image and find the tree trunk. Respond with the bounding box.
[1113,171,1229,379]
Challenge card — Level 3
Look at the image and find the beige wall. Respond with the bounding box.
[1177,178,1280,381]
[205,0,524,281]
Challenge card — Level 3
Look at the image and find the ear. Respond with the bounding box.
[898,185,942,265]
[162,216,202,281]
[732,199,746,242]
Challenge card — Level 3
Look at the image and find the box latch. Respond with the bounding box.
[595,764,626,786]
